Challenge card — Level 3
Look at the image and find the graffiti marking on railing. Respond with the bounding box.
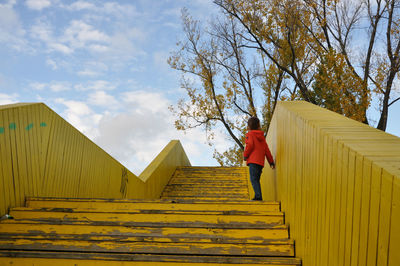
[0,122,47,134]
[25,123,33,131]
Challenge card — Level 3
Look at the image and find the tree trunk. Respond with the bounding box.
[377,72,396,131]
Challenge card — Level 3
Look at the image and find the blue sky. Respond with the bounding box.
[0,0,399,174]
[0,0,228,174]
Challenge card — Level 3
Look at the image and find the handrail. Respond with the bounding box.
[0,103,190,216]
[263,101,400,266]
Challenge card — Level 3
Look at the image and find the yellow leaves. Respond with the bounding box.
[390,16,400,35]
[312,49,368,122]
[213,145,244,166]
[373,59,389,94]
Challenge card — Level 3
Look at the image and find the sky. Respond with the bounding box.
[0,0,230,174]
[0,0,399,174]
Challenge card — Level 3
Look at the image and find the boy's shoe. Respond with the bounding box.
[252,197,262,201]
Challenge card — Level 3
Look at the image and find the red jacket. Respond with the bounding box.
[243,130,274,167]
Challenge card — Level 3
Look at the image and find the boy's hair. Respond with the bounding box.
[248,117,260,130]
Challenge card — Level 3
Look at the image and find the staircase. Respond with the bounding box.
[0,166,301,265]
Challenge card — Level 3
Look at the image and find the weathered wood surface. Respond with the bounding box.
[0,238,294,256]
[26,197,281,212]
[161,167,250,201]
[0,166,300,265]
[267,101,400,266]
[0,251,302,265]
[9,208,284,227]
[0,222,290,242]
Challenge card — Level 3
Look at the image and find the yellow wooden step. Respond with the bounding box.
[163,184,248,189]
[162,187,248,192]
[173,176,246,179]
[20,206,279,216]
[175,170,248,175]
[166,180,245,184]
[0,251,302,265]
[160,193,249,198]
[1,232,291,246]
[160,196,251,201]
[11,207,284,216]
[163,183,248,189]
[0,222,290,242]
[0,238,294,256]
[26,197,280,207]
[26,197,280,211]
[161,188,249,193]
[171,167,248,179]
[176,166,247,171]
[9,208,284,228]
[172,176,247,180]
[161,191,248,197]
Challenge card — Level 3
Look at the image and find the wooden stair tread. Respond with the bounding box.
[11,207,283,216]
[0,238,294,256]
[26,197,279,205]
[0,251,302,265]
[0,221,289,241]
[26,199,280,212]
[8,210,285,229]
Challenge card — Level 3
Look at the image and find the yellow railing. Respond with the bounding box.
[0,103,190,216]
[262,101,400,266]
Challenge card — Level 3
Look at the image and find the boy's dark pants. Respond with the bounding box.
[248,163,263,200]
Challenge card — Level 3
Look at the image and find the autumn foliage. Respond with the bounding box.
[169,0,400,165]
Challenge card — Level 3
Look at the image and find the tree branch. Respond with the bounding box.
[389,96,400,107]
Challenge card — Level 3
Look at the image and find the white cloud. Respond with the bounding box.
[31,80,117,93]
[125,28,147,42]
[50,83,71,92]
[25,0,51,10]
[27,3,146,75]
[49,42,73,54]
[107,31,146,58]
[30,19,109,55]
[89,44,109,53]
[30,82,46,90]
[30,20,73,54]
[162,7,181,17]
[0,4,27,51]
[74,80,116,91]
[122,90,169,113]
[56,98,101,139]
[163,22,180,29]
[62,20,109,49]
[91,90,219,173]
[153,51,170,72]
[77,69,100,77]
[0,93,19,105]
[29,81,71,92]
[102,2,138,17]
[77,61,108,77]
[46,58,58,70]
[35,94,44,101]
[63,1,138,17]
[0,0,16,9]
[88,90,119,107]
[30,20,52,42]
[67,1,96,11]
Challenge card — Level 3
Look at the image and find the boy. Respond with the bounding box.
[244,117,275,201]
